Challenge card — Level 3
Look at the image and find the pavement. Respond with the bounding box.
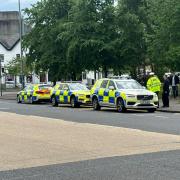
[0,91,18,100]
[1,111,180,171]
[158,97,180,113]
[0,101,180,179]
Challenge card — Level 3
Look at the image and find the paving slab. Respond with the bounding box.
[158,98,180,113]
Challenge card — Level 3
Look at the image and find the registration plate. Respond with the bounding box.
[140,100,150,104]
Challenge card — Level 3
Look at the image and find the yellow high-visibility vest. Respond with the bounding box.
[147,76,161,92]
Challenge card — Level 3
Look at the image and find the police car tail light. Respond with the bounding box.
[36,90,50,94]
[36,90,43,94]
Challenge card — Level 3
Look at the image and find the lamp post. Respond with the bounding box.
[0,54,3,96]
[18,0,24,89]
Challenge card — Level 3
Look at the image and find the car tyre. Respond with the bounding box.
[29,96,34,104]
[93,97,101,110]
[147,108,156,113]
[17,95,21,103]
[52,96,58,107]
[71,96,78,108]
[117,98,126,113]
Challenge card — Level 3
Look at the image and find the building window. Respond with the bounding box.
[0,54,4,62]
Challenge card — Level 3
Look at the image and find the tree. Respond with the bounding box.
[64,0,117,78]
[24,0,73,82]
[147,0,180,76]
[6,57,30,85]
[115,0,148,77]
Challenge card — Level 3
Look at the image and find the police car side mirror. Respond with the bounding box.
[109,86,115,90]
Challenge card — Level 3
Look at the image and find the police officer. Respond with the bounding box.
[147,72,161,95]
[162,75,170,107]
[147,72,161,107]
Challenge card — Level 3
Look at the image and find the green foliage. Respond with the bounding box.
[23,0,180,81]
[6,57,30,76]
[147,0,180,74]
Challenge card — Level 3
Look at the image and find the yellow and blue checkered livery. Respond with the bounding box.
[91,78,158,113]
[50,83,91,107]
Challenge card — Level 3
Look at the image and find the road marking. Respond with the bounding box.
[132,114,145,117]
[0,108,9,110]
[155,115,169,119]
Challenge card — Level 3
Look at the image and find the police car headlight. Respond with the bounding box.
[154,94,158,98]
[126,94,136,98]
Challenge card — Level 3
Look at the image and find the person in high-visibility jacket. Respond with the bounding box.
[147,72,161,95]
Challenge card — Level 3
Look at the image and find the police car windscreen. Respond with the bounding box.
[39,85,51,90]
[116,81,144,89]
[69,83,88,90]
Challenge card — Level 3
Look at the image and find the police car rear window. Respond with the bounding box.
[69,84,88,90]
[38,85,51,90]
[116,81,143,89]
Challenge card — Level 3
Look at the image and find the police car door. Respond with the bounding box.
[56,84,63,103]
[27,85,34,102]
[99,80,109,106]
[60,84,69,104]
[108,80,116,107]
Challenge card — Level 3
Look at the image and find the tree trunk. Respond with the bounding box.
[15,75,17,87]
[104,66,108,78]
[53,80,56,86]
[72,72,76,81]
[94,70,96,81]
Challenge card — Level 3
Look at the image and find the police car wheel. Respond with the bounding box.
[17,96,21,103]
[29,96,34,104]
[117,98,126,113]
[147,108,156,113]
[71,96,78,108]
[93,97,101,110]
[52,96,58,107]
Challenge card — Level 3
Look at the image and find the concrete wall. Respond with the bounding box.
[0,11,19,36]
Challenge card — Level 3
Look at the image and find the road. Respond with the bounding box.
[0,100,180,180]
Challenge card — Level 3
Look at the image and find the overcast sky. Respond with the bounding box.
[0,0,39,11]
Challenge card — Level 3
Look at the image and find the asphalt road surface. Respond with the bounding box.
[0,100,179,135]
[0,100,180,180]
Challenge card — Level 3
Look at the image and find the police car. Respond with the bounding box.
[50,83,91,107]
[17,84,52,104]
[91,78,158,112]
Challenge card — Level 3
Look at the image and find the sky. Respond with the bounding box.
[0,0,39,11]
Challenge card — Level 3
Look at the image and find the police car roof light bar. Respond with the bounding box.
[64,81,82,83]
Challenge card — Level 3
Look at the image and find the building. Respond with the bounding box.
[0,11,21,84]
[0,11,48,87]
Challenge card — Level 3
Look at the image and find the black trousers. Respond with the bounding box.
[162,92,169,107]
[172,86,178,98]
